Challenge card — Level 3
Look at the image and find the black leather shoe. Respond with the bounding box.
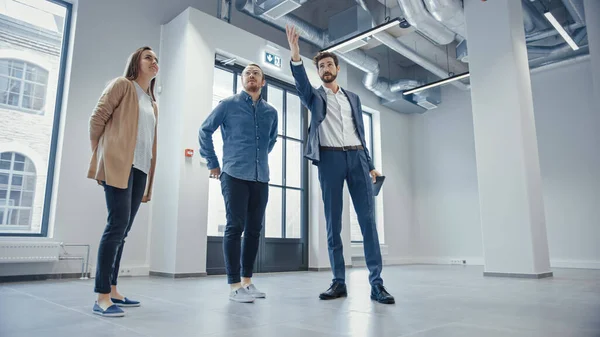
[319,282,347,300]
[371,284,395,304]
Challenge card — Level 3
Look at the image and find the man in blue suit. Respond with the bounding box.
[286,25,394,304]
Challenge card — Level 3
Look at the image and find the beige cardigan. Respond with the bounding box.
[87,77,158,201]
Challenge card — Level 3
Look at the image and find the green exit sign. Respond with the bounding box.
[264,51,282,68]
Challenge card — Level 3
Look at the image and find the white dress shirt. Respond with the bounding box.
[291,59,361,147]
[319,86,362,147]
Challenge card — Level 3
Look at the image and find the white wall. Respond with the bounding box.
[345,66,414,264]
[154,7,358,274]
[411,58,600,269]
[0,0,322,277]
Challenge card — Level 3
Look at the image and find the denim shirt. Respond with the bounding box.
[199,90,278,183]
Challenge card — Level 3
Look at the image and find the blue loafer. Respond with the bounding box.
[111,297,141,307]
[93,302,125,317]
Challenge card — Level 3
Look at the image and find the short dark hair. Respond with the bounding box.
[313,52,339,68]
[244,63,264,79]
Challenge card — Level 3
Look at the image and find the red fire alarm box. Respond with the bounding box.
[185,149,194,157]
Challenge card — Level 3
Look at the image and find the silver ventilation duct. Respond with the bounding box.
[526,22,585,42]
[235,0,462,113]
[234,0,588,113]
[527,28,587,54]
[528,28,588,68]
[390,79,423,92]
[562,0,586,24]
[423,0,466,40]
[235,0,326,47]
[396,0,456,45]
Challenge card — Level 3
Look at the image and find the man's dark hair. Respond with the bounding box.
[312,52,339,68]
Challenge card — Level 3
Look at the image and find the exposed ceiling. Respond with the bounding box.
[234,0,589,113]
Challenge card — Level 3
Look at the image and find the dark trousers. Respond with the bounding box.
[94,167,147,294]
[220,172,269,284]
[317,149,383,286]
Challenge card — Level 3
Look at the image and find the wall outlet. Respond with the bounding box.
[120,268,132,276]
[450,259,466,265]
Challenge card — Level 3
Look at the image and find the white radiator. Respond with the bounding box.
[0,241,61,263]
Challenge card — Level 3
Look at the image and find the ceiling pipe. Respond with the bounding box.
[390,79,424,92]
[236,0,469,105]
[561,0,586,24]
[422,0,467,40]
[522,2,537,33]
[527,28,587,54]
[234,0,327,47]
[371,31,469,90]
[522,0,549,32]
[526,22,585,42]
[354,0,469,90]
[396,0,456,45]
[236,0,417,102]
[529,44,589,69]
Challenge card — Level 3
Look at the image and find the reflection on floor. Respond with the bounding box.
[1,265,599,337]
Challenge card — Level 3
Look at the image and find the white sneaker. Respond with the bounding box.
[244,284,266,298]
[229,286,255,303]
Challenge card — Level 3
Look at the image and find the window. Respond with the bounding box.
[206,62,307,239]
[0,0,72,236]
[0,59,48,113]
[0,152,36,228]
[206,67,231,236]
[264,85,304,239]
[350,110,384,243]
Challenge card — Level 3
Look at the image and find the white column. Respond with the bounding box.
[464,0,552,278]
[584,0,600,96]
[149,9,209,277]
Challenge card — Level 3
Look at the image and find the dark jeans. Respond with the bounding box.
[94,167,147,294]
[317,149,383,286]
[220,172,269,284]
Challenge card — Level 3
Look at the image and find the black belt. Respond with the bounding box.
[320,145,364,151]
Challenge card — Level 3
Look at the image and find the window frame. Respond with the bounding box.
[0,59,49,114]
[0,152,36,229]
[0,0,73,237]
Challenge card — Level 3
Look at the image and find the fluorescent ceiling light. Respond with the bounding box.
[543,12,579,51]
[321,18,401,53]
[402,72,470,95]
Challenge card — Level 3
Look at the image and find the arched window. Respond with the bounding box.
[0,152,36,227]
[0,59,48,113]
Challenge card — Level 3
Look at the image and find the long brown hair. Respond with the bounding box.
[124,46,157,101]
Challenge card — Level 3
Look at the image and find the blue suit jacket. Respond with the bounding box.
[290,61,375,171]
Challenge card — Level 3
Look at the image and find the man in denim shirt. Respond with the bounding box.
[199,64,278,303]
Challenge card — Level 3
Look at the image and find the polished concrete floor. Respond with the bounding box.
[1,265,599,337]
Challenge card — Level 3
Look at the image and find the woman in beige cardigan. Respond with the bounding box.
[87,46,159,317]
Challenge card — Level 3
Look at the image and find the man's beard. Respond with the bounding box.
[320,72,337,83]
[244,81,260,92]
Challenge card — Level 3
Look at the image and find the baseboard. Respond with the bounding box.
[83,264,149,278]
[308,264,352,272]
[0,272,91,283]
[117,265,150,277]
[0,263,148,283]
[381,257,419,266]
[484,271,553,279]
[149,271,207,278]
[350,256,485,266]
[381,257,599,270]
[407,256,485,266]
[550,259,600,270]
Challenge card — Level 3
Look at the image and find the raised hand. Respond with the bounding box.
[286,24,301,62]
